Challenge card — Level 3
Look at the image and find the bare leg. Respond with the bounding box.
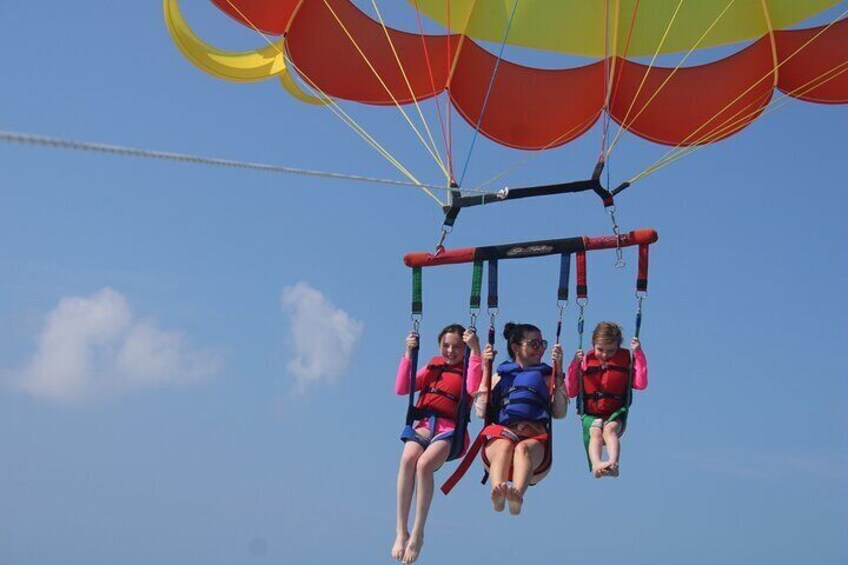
[484,439,514,512]
[394,439,424,561]
[403,439,450,564]
[587,424,607,478]
[508,439,544,515]
[603,421,622,477]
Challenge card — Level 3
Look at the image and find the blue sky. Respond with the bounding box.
[1,2,846,564]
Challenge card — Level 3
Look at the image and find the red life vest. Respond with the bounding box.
[581,349,631,418]
[415,357,467,419]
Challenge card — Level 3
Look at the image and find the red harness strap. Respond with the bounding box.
[440,424,549,495]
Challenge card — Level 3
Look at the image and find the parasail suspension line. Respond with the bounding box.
[626,9,848,187]
[606,0,738,161]
[283,55,434,197]
[603,0,640,180]
[605,0,686,159]
[371,0,451,180]
[217,0,440,203]
[468,112,602,194]
[412,0,454,179]
[457,0,520,187]
[322,0,451,182]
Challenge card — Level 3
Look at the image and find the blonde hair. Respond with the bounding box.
[592,321,623,347]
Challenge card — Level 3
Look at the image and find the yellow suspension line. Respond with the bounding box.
[630,58,848,184]
[371,0,449,181]
[283,55,446,205]
[470,112,604,194]
[605,0,686,157]
[321,0,451,181]
[601,0,622,147]
[629,8,848,184]
[605,0,738,161]
[221,0,443,206]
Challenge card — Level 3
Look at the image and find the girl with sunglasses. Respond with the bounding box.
[475,322,567,515]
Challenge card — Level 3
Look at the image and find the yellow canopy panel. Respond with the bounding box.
[408,0,842,57]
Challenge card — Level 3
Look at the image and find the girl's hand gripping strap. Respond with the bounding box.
[400,336,420,440]
[401,268,423,440]
[627,243,650,407]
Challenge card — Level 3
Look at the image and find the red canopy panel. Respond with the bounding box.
[207,1,844,148]
[775,18,848,104]
[608,39,775,146]
[449,40,605,150]
[210,0,300,35]
[286,0,457,104]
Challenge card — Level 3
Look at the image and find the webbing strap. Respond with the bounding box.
[487,259,499,310]
[485,324,496,426]
[637,243,649,293]
[558,253,571,302]
[469,260,483,311]
[405,346,420,427]
[635,302,644,340]
[447,343,471,461]
[411,267,422,316]
[576,251,587,299]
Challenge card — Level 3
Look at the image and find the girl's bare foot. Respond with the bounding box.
[506,485,524,515]
[402,533,423,564]
[608,463,619,477]
[392,532,408,561]
[491,482,507,512]
[592,462,611,478]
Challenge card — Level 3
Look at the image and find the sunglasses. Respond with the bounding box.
[520,339,548,350]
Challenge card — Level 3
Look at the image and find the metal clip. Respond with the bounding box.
[468,311,478,331]
[607,205,626,268]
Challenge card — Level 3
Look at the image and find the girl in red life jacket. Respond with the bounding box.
[475,322,568,515]
[566,321,648,478]
[392,325,481,565]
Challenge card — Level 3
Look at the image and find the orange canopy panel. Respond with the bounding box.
[609,39,776,146]
[187,0,848,150]
[775,19,848,104]
[286,0,456,104]
[210,0,300,34]
[449,41,606,150]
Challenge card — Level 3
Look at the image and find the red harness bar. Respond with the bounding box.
[405,229,658,268]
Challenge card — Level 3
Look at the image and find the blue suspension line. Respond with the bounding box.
[458,0,521,187]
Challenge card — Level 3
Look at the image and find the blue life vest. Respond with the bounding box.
[491,361,552,425]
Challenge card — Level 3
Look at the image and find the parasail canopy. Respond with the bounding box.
[165,0,848,208]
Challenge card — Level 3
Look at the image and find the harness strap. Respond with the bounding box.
[441,424,549,495]
[502,397,550,411]
[584,364,629,375]
[583,391,627,401]
[423,387,460,403]
[426,364,463,375]
[446,345,471,462]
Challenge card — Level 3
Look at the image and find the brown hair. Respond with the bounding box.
[438,324,466,344]
[592,321,623,347]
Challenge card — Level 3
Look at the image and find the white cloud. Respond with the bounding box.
[12,288,220,403]
[281,282,363,392]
